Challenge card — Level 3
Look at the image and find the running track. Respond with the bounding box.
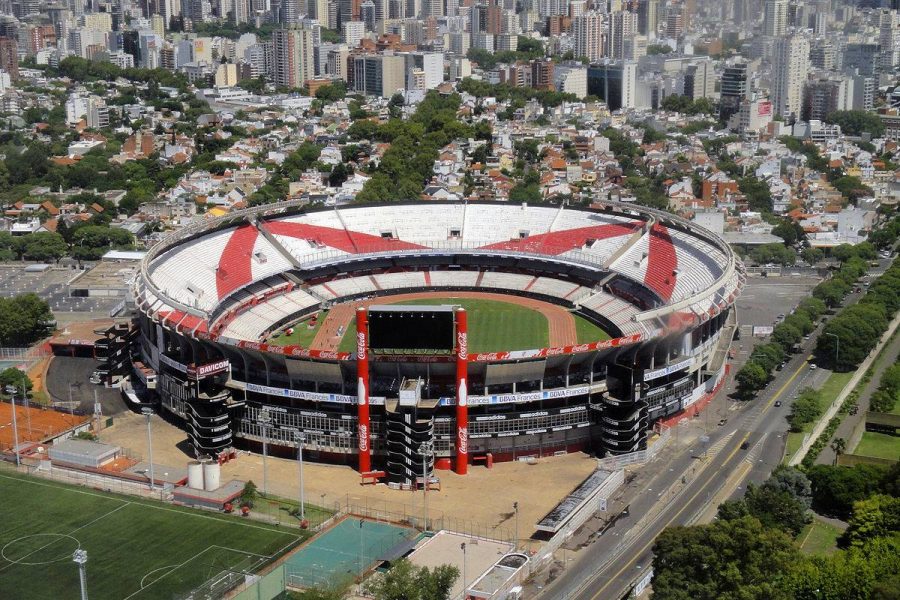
[310,291,578,351]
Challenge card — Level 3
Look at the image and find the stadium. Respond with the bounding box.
[130,200,744,484]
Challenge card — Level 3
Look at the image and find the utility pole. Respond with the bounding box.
[73,549,88,600]
[259,408,271,497]
[460,542,467,596]
[141,407,155,490]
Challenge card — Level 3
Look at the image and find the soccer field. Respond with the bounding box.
[333,298,610,353]
[0,470,302,600]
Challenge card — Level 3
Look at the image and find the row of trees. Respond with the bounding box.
[870,362,900,413]
[815,258,900,371]
[291,558,458,600]
[651,461,900,600]
[735,296,826,396]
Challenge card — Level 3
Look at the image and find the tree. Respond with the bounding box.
[825,110,886,138]
[315,81,347,103]
[736,361,768,396]
[71,226,135,261]
[813,279,850,308]
[841,494,900,548]
[772,220,804,245]
[0,367,32,393]
[773,323,802,349]
[651,516,799,600]
[328,163,351,187]
[788,388,823,432]
[240,480,259,506]
[366,559,459,600]
[20,232,67,262]
[830,438,847,465]
[801,247,824,264]
[647,44,673,55]
[806,464,889,519]
[743,482,811,536]
[0,294,54,346]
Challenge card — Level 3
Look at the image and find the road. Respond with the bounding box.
[541,258,893,600]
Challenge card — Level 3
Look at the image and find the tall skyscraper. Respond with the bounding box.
[608,10,636,59]
[0,37,19,81]
[636,0,657,39]
[272,26,315,88]
[574,11,605,62]
[763,0,787,37]
[719,62,748,124]
[772,33,810,123]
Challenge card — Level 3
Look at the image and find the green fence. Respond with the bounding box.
[233,565,288,600]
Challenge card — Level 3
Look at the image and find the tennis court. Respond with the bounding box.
[284,518,419,588]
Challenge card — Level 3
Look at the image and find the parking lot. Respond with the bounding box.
[0,263,124,315]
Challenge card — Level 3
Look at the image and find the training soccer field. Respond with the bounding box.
[0,470,302,600]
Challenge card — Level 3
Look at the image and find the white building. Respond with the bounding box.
[554,65,588,98]
[574,11,605,63]
[772,33,810,122]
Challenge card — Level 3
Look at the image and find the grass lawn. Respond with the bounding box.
[853,431,900,460]
[574,316,611,344]
[0,470,304,600]
[817,371,855,406]
[267,312,323,347]
[797,520,842,555]
[785,432,806,461]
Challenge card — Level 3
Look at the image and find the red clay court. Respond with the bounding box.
[0,401,88,452]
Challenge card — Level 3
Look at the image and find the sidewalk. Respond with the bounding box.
[788,310,900,466]
[816,328,900,465]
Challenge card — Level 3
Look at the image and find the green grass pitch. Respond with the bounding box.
[0,470,302,600]
[269,298,611,352]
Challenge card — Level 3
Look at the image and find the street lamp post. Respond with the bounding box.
[294,429,305,520]
[460,542,467,598]
[141,407,155,491]
[417,441,433,532]
[259,408,271,497]
[513,501,519,551]
[825,332,840,369]
[73,549,88,600]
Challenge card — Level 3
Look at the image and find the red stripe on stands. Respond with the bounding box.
[423,271,431,286]
[477,221,642,254]
[645,224,678,301]
[217,224,258,299]
[263,221,427,253]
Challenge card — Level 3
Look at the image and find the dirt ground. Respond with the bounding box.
[100,411,597,548]
[312,291,579,351]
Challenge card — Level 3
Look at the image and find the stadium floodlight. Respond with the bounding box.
[417,441,433,532]
[9,386,19,468]
[141,408,155,491]
[73,549,88,600]
[259,409,271,497]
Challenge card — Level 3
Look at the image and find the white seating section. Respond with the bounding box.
[150,229,233,311]
[146,207,735,343]
[430,270,479,287]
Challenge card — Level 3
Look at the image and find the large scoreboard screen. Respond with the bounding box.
[368,305,455,352]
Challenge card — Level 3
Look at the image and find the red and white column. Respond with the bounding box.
[356,307,371,473]
[455,308,469,475]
